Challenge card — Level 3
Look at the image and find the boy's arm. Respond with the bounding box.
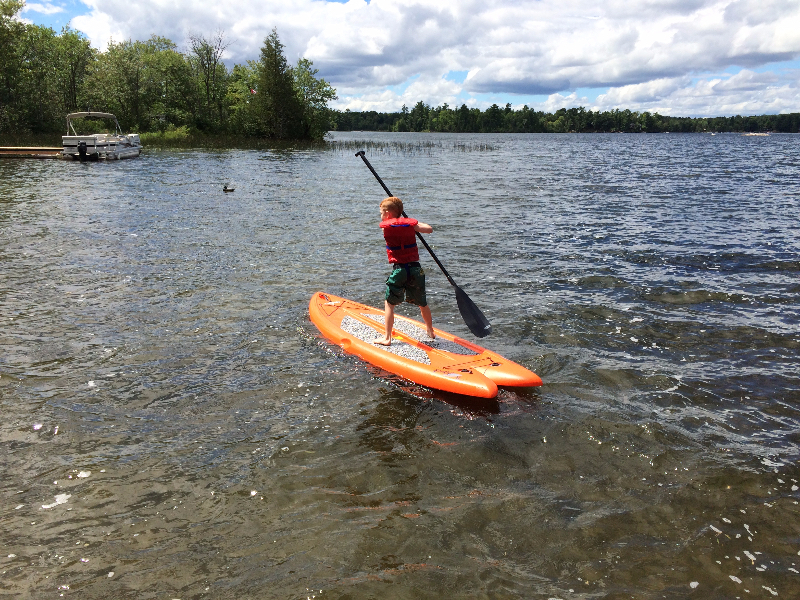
[414,221,433,234]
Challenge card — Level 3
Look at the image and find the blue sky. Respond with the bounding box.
[18,0,800,117]
[19,0,81,30]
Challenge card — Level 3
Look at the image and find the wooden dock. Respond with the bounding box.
[0,146,63,158]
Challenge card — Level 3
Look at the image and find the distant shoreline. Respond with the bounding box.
[331,105,800,134]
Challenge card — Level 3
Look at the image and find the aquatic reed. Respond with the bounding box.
[325,139,496,154]
[138,134,496,154]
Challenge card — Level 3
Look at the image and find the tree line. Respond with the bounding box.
[0,0,336,140]
[333,102,800,134]
[4,0,796,141]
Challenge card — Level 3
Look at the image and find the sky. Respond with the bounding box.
[17,0,800,117]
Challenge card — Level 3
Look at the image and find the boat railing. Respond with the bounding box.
[66,112,123,137]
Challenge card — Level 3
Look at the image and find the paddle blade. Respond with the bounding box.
[454,285,492,338]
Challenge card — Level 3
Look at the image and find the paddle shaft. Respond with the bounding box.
[355,150,457,287]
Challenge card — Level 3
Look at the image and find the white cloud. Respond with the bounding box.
[71,9,125,49]
[22,2,66,16]
[538,92,594,113]
[590,69,800,116]
[595,77,692,107]
[334,74,464,112]
[59,0,800,116]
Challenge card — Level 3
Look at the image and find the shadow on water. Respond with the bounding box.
[305,324,504,417]
[363,364,502,417]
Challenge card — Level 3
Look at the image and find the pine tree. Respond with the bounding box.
[255,28,302,139]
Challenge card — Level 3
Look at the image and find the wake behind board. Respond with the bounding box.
[309,292,542,398]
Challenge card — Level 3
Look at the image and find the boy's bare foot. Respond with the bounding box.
[426,329,436,339]
[373,337,392,346]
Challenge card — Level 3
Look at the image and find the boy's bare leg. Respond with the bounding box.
[420,305,435,339]
[373,301,395,346]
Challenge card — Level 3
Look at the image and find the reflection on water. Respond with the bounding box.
[1,132,799,598]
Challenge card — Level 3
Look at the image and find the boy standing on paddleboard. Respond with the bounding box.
[374,197,436,346]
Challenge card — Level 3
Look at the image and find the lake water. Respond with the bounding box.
[1,132,799,599]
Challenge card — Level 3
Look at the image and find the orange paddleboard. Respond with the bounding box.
[309,292,542,398]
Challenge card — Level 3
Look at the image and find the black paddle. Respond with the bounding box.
[355,150,492,338]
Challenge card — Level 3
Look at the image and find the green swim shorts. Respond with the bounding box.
[385,263,427,307]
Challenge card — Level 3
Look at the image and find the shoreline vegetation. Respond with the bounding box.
[334,103,800,135]
[2,0,797,149]
[1,1,336,142]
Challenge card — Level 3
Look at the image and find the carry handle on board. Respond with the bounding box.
[356,150,492,338]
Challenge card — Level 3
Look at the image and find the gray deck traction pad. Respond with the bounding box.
[339,313,479,366]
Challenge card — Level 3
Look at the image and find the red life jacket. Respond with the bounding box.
[380,217,419,263]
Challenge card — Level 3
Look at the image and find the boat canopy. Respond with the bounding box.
[65,112,122,136]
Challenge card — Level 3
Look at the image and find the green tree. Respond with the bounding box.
[17,24,61,132]
[82,35,189,131]
[2,10,95,134]
[640,111,658,132]
[188,31,229,130]
[392,104,409,132]
[226,61,261,135]
[55,28,95,115]
[13,23,90,132]
[293,57,337,140]
[254,28,302,139]
[482,103,503,132]
[431,103,456,132]
[408,101,430,131]
[0,0,27,131]
[454,103,475,132]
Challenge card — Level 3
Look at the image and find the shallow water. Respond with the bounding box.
[1,132,799,599]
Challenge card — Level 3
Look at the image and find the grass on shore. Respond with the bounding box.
[139,127,332,150]
[0,129,326,150]
[0,133,62,147]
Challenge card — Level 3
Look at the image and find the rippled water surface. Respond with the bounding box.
[2,132,799,599]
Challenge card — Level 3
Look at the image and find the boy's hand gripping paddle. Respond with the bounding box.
[356,150,492,338]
